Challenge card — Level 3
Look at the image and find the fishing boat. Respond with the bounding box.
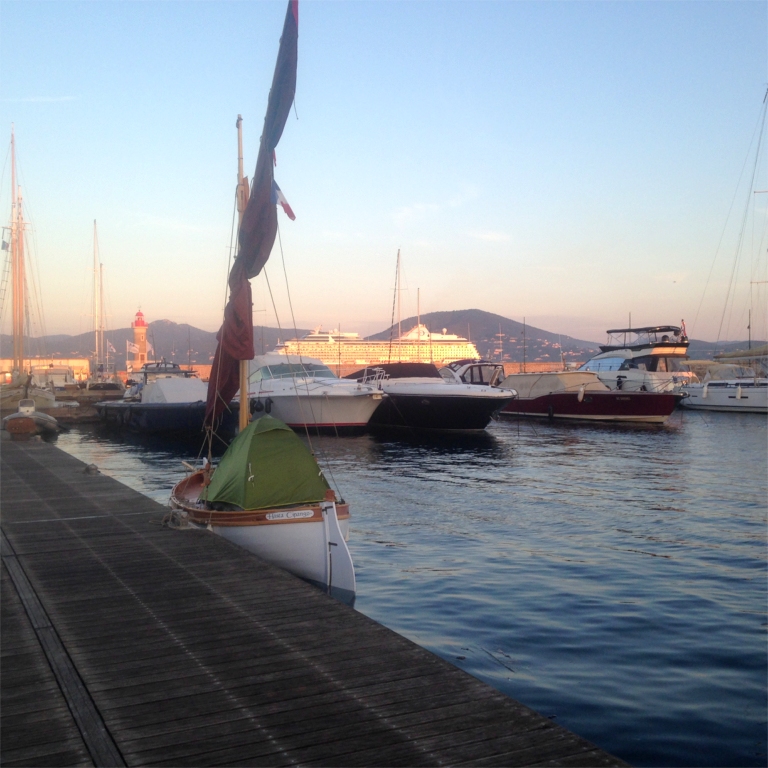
[172,0,356,602]
[2,398,60,437]
[497,370,682,423]
[170,415,355,604]
[346,360,515,431]
[98,361,238,434]
[0,128,56,411]
[246,353,384,432]
[579,325,693,392]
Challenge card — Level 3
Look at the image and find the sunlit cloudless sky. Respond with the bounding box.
[1,0,766,343]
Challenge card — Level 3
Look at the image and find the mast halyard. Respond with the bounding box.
[236,115,251,432]
[93,220,101,375]
[397,249,401,360]
[100,262,106,374]
[10,127,25,375]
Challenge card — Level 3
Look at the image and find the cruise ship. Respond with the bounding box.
[275,325,480,369]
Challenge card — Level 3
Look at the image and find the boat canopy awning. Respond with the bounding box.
[205,415,331,511]
[499,371,608,399]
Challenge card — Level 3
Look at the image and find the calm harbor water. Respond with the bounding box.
[55,410,767,767]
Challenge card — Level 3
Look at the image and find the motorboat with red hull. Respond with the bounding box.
[498,371,681,424]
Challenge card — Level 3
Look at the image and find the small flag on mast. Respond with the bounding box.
[272,180,296,220]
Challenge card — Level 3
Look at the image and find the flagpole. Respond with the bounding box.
[236,115,250,432]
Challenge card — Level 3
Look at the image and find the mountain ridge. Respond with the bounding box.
[2,308,761,368]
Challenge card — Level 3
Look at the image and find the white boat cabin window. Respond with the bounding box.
[439,368,456,382]
[250,363,336,382]
[580,357,625,372]
[626,355,668,372]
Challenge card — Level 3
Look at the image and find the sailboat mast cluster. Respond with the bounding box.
[10,128,25,374]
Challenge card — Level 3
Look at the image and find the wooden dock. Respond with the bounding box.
[1,440,628,767]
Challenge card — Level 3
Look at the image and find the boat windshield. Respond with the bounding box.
[251,363,337,382]
[579,357,625,372]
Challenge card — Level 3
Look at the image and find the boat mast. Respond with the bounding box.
[236,115,250,432]
[10,128,25,374]
[100,262,106,373]
[396,250,401,361]
[93,220,101,376]
[417,287,420,361]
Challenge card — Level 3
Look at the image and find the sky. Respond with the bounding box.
[0,0,766,345]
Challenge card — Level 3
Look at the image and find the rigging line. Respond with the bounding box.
[275,222,331,458]
[692,95,768,338]
[275,223,315,436]
[274,224,344,496]
[261,265,320,448]
[716,96,768,347]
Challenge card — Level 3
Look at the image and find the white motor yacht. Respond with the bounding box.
[680,364,767,413]
[246,354,384,432]
[579,325,695,392]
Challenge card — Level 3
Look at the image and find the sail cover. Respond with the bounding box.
[205,415,331,510]
[206,0,298,426]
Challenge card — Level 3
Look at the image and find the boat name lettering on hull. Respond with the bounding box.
[266,509,314,521]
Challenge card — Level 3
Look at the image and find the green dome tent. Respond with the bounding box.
[205,415,331,510]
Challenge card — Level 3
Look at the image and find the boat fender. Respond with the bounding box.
[577,385,585,403]
[547,405,554,420]
[264,397,272,414]
[251,399,264,413]
[736,385,742,400]
[702,384,708,400]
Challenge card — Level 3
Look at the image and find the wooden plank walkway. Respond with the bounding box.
[1,440,628,767]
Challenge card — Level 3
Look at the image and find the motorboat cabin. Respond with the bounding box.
[579,325,693,392]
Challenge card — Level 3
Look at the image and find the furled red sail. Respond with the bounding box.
[206,0,298,426]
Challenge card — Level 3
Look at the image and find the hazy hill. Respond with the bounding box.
[0,320,309,370]
[367,309,765,364]
[2,311,761,370]
[367,309,601,364]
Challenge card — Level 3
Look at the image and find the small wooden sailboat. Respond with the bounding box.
[170,415,355,604]
[172,0,356,602]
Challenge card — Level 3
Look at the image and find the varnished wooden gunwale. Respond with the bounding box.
[171,469,351,527]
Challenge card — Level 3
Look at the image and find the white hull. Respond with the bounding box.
[251,387,382,428]
[680,381,768,413]
[207,504,355,604]
[172,471,355,605]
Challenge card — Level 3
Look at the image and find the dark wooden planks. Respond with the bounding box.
[1,563,94,767]
[1,440,629,767]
